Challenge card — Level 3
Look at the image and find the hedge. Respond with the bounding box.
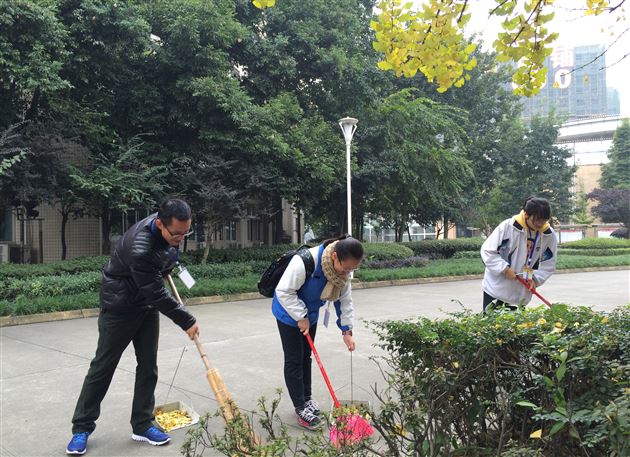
[0,256,109,280]
[369,305,630,456]
[0,272,102,301]
[403,238,485,259]
[183,305,630,456]
[362,256,428,269]
[559,248,630,256]
[181,242,414,264]
[561,238,630,249]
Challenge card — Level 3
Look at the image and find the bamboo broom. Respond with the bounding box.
[166,274,238,421]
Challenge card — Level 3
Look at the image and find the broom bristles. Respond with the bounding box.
[330,413,374,447]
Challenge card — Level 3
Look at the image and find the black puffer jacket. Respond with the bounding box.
[100,214,196,330]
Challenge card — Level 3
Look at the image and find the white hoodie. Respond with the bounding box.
[481,215,558,305]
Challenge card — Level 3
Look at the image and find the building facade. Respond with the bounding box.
[555,115,627,218]
[521,45,620,120]
[0,200,303,263]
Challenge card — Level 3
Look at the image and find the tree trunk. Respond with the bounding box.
[262,213,270,245]
[406,225,412,242]
[443,214,449,239]
[61,211,68,260]
[296,209,301,244]
[101,208,112,255]
[202,220,214,265]
[274,197,283,244]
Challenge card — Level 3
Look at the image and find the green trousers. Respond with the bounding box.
[71,308,160,434]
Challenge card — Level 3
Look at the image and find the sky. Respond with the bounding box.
[412,0,630,115]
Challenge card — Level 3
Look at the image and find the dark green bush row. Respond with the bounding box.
[0,272,102,301]
[363,256,428,269]
[179,244,301,264]
[0,292,99,316]
[0,256,109,280]
[181,242,415,264]
[363,243,414,261]
[454,248,630,258]
[559,248,630,256]
[452,250,480,259]
[187,261,268,279]
[403,237,485,259]
[561,238,630,249]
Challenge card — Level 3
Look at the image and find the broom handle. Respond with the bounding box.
[516,276,552,308]
[305,333,340,409]
[166,275,212,371]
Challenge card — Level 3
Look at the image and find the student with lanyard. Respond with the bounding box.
[272,235,363,430]
[480,197,558,311]
[66,199,200,455]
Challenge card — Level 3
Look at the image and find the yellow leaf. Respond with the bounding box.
[530,429,543,439]
[377,61,394,71]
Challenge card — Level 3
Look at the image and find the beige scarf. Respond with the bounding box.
[320,241,349,302]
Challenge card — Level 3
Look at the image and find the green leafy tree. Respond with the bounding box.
[600,119,630,190]
[70,139,166,254]
[360,89,473,242]
[0,1,69,127]
[572,183,595,225]
[480,115,575,227]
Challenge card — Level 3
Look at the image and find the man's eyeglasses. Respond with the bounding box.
[164,226,195,239]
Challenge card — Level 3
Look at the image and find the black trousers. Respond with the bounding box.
[276,320,317,409]
[483,291,517,312]
[72,309,159,434]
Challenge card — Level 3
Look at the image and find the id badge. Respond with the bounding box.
[323,302,331,328]
[177,265,196,289]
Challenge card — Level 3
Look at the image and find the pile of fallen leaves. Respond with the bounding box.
[155,409,192,432]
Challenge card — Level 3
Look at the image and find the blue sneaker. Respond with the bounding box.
[66,432,89,455]
[132,426,171,446]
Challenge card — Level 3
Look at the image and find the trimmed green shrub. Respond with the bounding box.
[452,250,481,259]
[182,305,629,457]
[0,292,99,316]
[179,245,300,264]
[561,238,630,249]
[0,256,109,279]
[371,305,630,456]
[363,243,414,261]
[559,248,630,256]
[182,242,414,264]
[0,272,102,300]
[363,256,428,269]
[187,261,268,279]
[403,237,485,259]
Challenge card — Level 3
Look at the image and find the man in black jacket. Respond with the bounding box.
[66,199,200,455]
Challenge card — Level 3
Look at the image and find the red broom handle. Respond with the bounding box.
[516,276,552,308]
[305,333,341,409]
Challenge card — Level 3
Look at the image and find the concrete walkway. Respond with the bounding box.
[1,270,628,457]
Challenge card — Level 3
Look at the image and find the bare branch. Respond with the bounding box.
[564,25,629,75]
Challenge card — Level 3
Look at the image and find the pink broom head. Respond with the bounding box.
[329,412,374,447]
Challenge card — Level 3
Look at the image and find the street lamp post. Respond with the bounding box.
[338,117,358,236]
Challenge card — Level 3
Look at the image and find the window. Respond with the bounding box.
[214,221,237,241]
[248,219,262,241]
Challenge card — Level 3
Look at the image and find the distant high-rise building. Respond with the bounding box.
[520,45,610,120]
[607,87,621,115]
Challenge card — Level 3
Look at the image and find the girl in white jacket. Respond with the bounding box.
[481,197,558,310]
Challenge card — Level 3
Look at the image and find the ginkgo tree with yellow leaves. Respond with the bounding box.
[253,0,626,96]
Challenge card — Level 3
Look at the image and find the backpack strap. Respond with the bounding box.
[296,247,315,279]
